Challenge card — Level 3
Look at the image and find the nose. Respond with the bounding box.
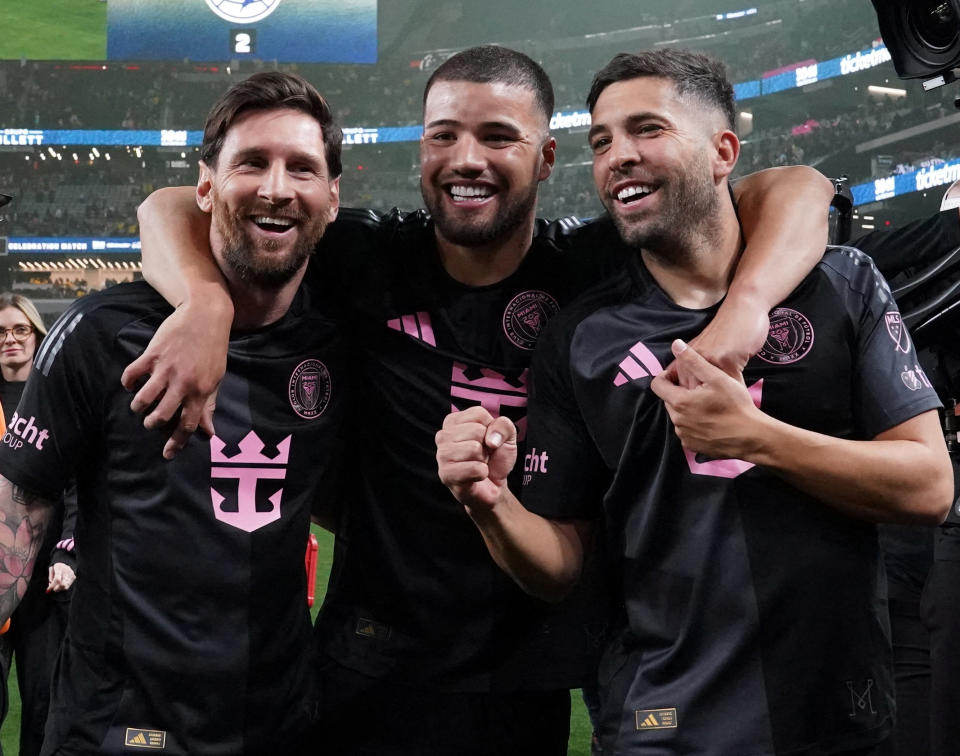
[258,161,295,205]
[450,134,485,175]
[1,330,17,343]
[607,135,639,174]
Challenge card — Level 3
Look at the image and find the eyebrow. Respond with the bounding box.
[423,118,523,133]
[588,112,665,141]
[231,147,323,167]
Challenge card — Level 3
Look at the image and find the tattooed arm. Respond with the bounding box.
[0,475,56,624]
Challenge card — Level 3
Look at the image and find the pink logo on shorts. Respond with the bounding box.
[757,308,814,365]
[289,359,331,419]
[502,291,560,350]
[885,312,910,354]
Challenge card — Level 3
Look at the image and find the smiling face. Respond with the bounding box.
[419,80,555,249]
[588,76,734,254]
[197,107,340,288]
[0,306,36,380]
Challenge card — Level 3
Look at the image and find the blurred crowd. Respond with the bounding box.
[0,0,949,237]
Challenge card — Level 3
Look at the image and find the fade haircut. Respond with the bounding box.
[424,46,555,128]
[586,49,736,132]
[200,71,342,177]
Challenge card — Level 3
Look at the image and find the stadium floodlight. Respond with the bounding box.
[871,1,960,83]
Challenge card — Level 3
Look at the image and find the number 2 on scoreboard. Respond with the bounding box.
[230,29,256,55]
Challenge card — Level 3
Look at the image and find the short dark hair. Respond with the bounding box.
[200,71,342,177]
[586,49,736,132]
[424,46,554,126]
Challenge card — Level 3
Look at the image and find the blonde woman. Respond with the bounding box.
[0,293,76,756]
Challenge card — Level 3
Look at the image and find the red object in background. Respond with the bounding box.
[0,618,10,635]
[305,534,319,608]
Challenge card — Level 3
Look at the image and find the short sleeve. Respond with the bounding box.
[0,310,101,498]
[521,319,607,521]
[822,248,943,437]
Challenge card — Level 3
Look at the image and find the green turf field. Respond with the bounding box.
[0,526,595,754]
[0,0,107,60]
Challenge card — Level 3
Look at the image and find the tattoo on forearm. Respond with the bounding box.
[0,478,54,623]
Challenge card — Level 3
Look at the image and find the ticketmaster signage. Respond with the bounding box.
[850,159,960,206]
[733,44,892,102]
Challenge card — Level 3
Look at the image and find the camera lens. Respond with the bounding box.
[910,1,959,51]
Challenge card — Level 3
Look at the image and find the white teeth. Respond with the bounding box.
[252,216,294,227]
[450,185,493,201]
[617,185,652,202]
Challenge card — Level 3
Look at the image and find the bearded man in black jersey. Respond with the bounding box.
[0,72,345,755]
[124,47,839,755]
[437,49,954,755]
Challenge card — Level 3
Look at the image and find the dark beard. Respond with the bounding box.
[421,178,539,247]
[212,201,325,289]
[609,157,720,262]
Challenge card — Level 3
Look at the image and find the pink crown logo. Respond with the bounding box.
[210,431,291,465]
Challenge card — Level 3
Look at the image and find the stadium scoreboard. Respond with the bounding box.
[107,0,377,63]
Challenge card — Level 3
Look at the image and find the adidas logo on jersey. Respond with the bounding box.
[613,341,664,386]
[635,708,677,731]
[123,727,166,749]
[387,311,436,346]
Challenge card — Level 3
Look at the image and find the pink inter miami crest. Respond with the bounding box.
[502,291,560,350]
[757,308,814,365]
[288,359,332,419]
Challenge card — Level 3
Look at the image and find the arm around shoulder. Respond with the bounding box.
[127,186,232,457]
[692,166,834,374]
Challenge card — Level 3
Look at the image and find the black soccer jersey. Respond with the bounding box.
[521,247,942,755]
[310,208,625,691]
[0,281,346,756]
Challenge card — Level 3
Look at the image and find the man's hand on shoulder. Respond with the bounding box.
[436,407,518,512]
[120,299,231,459]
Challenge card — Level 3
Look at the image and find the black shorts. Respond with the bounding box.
[313,655,571,756]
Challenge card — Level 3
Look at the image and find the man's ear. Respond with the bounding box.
[196,161,214,214]
[539,136,557,182]
[328,176,341,223]
[712,129,740,182]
